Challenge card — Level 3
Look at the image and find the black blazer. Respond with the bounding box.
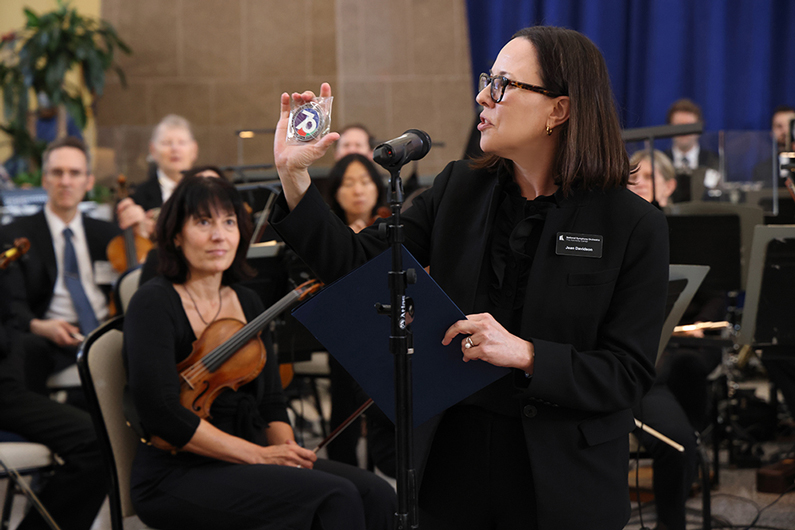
[0,210,120,331]
[272,160,669,530]
[131,164,163,211]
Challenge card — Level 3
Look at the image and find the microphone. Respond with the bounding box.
[373,129,432,169]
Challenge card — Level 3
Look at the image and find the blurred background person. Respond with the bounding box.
[666,99,718,173]
[0,137,120,400]
[116,114,198,240]
[753,105,795,184]
[335,124,375,161]
[628,149,677,208]
[327,154,388,232]
[665,99,720,202]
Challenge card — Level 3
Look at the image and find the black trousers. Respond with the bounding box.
[632,385,698,530]
[14,333,79,397]
[418,405,537,530]
[131,454,396,530]
[761,346,795,416]
[0,355,108,530]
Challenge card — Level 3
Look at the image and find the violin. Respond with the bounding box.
[107,175,153,273]
[148,279,322,452]
[0,238,31,269]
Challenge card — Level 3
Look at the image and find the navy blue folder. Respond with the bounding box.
[292,246,509,426]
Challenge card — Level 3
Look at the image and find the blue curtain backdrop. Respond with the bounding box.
[465,0,795,131]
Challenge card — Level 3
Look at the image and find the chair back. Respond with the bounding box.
[77,316,143,530]
[115,267,142,315]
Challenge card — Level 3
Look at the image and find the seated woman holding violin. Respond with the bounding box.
[123,175,396,530]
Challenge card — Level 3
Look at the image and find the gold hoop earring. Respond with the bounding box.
[545,125,553,136]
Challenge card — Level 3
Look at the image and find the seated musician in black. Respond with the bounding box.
[0,311,107,530]
[123,175,395,530]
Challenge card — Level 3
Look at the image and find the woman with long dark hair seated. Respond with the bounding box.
[123,175,395,530]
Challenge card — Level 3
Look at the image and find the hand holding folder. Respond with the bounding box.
[293,246,509,426]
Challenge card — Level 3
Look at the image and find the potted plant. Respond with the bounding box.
[0,0,130,185]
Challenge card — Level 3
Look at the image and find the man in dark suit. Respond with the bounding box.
[0,136,111,529]
[752,105,795,185]
[665,99,721,202]
[0,136,120,395]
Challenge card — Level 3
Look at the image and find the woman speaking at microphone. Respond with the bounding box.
[271,26,668,530]
[123,175,395,530]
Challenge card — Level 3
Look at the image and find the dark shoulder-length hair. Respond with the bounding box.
[474,26,630,194]
[327,153,386,221]
[181,165,228,180]
[156,175,255,285]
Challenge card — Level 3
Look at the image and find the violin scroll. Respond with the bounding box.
[0,238,31,270]
[295,279,323,301]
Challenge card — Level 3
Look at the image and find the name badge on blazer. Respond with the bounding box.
[555,232,603,258]
[94,260,120,285]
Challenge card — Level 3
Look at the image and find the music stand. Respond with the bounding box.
[735,225,795,348]
[658,265,710,362]
[667,202,764,291]
[666,214,742,296]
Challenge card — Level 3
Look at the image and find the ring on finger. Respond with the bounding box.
[464,336,474,349]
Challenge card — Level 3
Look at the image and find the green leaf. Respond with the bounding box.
[23,8,39,28]
[82,51,102,94]
[48,25,61,54]
[45,54,70,98]
[64,96,87,129]
[113,65,127,88]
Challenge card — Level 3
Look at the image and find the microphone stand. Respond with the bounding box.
[375,164,420,530]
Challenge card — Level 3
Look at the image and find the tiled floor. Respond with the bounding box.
[3,372,794,530]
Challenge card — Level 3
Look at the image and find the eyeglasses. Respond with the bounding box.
[478,73,563,103]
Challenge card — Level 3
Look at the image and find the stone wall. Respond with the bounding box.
[96,0,475,186]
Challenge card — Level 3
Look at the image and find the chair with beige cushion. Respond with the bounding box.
[77,316,157,530]
[114,266,143,315]
[0,440,59,530]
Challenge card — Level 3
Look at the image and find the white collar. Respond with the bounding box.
[43,203,84,238]
[157,168,179,194]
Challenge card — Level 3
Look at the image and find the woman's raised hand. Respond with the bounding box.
[274,82,340,210]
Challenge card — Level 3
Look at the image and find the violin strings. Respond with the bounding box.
[179,299,290,383]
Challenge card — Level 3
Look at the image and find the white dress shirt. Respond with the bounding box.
[43,205,109,326]
[158,169,178,204]
[671,145,700,171]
